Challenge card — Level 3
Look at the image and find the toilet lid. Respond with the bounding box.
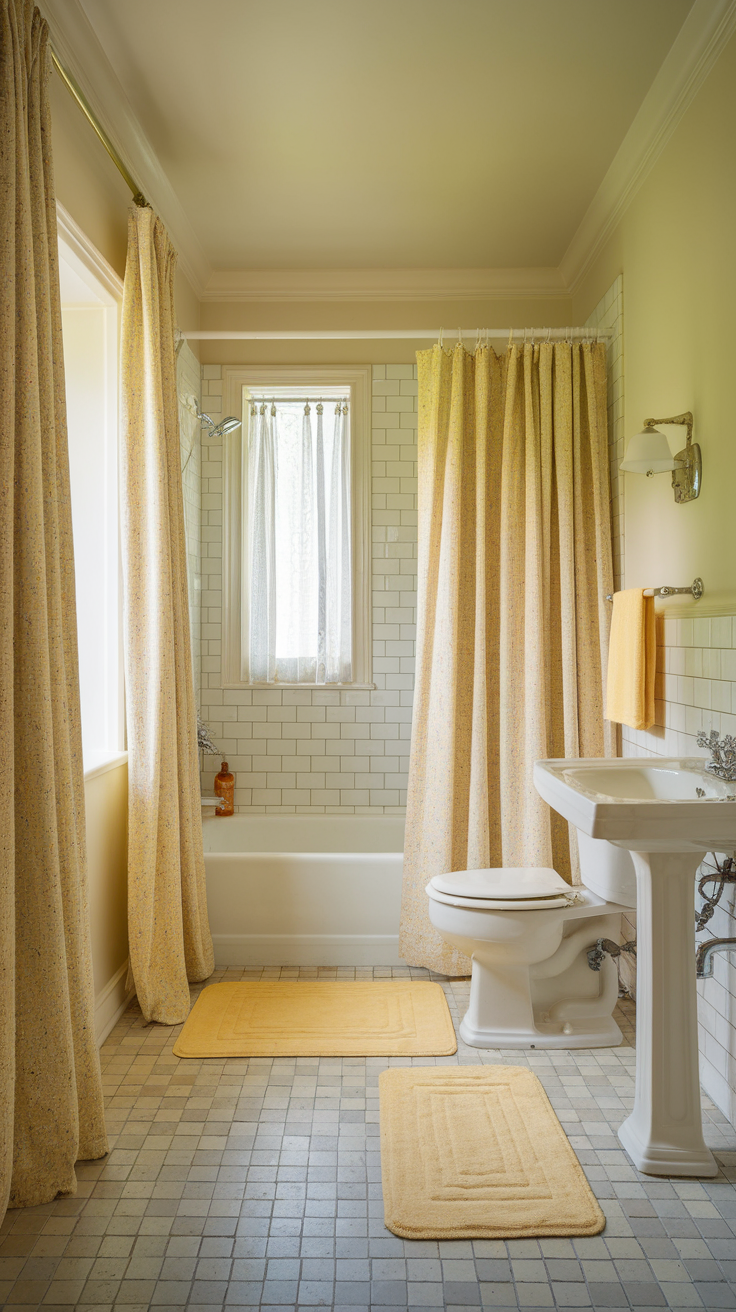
[430,867,570,901]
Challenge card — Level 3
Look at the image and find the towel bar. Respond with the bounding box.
[605,578,703,603]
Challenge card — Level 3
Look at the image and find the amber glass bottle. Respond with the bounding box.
[214,761,234,816]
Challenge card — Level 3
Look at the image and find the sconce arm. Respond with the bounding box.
[644,411,693,448]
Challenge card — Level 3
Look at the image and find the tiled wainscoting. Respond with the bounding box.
[198,364,418,813]
[623,611,736,1126]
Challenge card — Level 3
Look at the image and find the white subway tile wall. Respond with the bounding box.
[178,342,202,699]
[197,364,417,813]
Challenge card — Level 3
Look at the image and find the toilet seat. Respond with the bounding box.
[427,866,583,911]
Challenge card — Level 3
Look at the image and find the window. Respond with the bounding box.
[222,366,372,688]
[246,394,351,683]
[58,206,124,771]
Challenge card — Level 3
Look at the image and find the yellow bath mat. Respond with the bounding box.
[379,1066,605,1238]
[172,981,457,1058]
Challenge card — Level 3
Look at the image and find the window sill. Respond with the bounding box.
[83,750,128,782]
[226,682,377,691]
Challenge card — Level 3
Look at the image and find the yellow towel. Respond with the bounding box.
[605,588,656,730]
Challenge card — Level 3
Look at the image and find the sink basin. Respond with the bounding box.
[534,754,736,1179]
[535,756,736,852]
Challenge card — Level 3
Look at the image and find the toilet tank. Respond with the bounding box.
[577,830,637,908]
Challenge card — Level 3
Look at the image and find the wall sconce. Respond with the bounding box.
[620,410,701,502]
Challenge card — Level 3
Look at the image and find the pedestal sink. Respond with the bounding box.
[534,757,736,1178]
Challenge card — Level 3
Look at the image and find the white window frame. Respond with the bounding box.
[222,365,372,688]
[57,202,126,773]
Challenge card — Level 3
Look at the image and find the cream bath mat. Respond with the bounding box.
[380,1066,605,1238]
[173,981,457,1058]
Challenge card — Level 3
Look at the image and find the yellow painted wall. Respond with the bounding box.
[49,70,200,341]
[199,295,573,367]
[573,32,736,611]
[84,763,129,1018]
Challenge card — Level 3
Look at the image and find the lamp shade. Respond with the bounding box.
[620,425,678,474]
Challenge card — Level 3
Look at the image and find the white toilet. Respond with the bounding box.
[426,834,636,1049]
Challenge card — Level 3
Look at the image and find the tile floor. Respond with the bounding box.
[2,966,736,1312]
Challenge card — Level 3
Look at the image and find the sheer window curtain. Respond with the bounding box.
[0,0,108,1213]
[399,342,614,975]
[246,401,352,684]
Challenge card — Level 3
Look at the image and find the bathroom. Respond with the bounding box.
[3,0,736,1307]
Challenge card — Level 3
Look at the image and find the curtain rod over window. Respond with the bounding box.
[248,397,349,405]
[178,328,612,341]
[49,45,148,208]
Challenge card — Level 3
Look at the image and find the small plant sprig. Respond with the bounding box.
[197,716,220,757]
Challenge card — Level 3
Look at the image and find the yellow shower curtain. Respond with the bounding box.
[0,0,108,1211]
[400,342,615,974]
[120,207,214,1024]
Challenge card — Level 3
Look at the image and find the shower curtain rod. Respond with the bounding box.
[49,44,148,208]
[179,328,611,341]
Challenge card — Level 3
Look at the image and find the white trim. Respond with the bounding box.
[83,750,128,783]
[58,211,126,759]
[40,0,209,295]
[95,959,135,1045]
[212,933,401,967]
[201,266,567,303]
[561,0,736,292]
[242,682,375,691]
[56,201,124,300]
[221,366,372,689]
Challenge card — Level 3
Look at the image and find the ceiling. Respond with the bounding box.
[76,0,694,273]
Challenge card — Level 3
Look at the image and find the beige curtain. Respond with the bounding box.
[400,342,614,974]
[0,0,108,1212]
[121,206,214,1024]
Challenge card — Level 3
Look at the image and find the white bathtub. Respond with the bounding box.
[203,815,405,967]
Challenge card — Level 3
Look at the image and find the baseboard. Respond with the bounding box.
[212,933,402,967]
[95,959,135,1045]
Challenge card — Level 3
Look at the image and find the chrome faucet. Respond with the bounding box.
[696,729,736,782]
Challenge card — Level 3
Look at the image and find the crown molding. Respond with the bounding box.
[561,0,736,293]
[200,266,568,303]
[39,0,210,296]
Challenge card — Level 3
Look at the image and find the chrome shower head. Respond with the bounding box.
[198,411,242,440]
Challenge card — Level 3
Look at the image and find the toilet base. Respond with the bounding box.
[459,1011,622,1050]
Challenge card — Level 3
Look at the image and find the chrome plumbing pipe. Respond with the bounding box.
[696,938,736,978]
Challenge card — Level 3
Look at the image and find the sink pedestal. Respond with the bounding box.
[618,849,717,1178]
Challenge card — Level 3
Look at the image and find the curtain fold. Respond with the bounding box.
[326,404,352,684]
[400,342,614,975]
[248,404,277,682]
[0,0,108,1213]
[120,206,214,1025]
